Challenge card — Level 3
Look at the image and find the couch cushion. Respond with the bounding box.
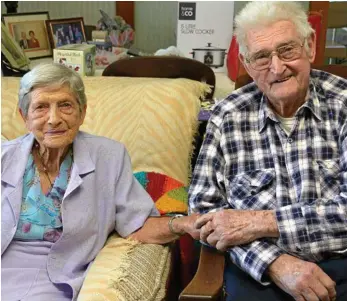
[1,76,210,185]
[77,233,171,301]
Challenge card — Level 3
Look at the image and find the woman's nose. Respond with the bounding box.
[48,107,62,126]
[269,55,286,75]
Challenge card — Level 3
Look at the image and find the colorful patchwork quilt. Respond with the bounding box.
[134,171,188,215]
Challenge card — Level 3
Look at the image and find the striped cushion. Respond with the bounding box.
[1,76,209,185]
[77,234,171,301]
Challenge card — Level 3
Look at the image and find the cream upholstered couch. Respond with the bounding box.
[1,75,210,301]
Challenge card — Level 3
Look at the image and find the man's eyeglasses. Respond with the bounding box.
[245,42,304,71]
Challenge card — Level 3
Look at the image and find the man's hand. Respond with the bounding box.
[194,209,278,251]
[268,254,336,301]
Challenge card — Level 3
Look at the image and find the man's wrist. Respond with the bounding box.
[256,210,280,238]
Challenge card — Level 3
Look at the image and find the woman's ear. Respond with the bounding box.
[19,108,26,122]
[19,109,31,131]
[79,105,87,126]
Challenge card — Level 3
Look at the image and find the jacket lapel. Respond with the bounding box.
[1,185,23,254]
[63,132,95,200]
[1,132,96,253]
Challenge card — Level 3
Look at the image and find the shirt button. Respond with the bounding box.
[287,138,293,143]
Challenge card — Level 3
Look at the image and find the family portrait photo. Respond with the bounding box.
[1,23,30,68]
[12,22,47,50]
[46,18,86,49]
[2,12,52,59]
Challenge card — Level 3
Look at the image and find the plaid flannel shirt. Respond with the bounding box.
[189,69,347,285]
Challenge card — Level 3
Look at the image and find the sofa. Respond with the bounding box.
[1,66,212,300]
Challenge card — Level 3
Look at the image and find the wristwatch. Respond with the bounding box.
[168,214,185,236]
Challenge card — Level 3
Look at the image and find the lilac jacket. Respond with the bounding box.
[1,131,159,299]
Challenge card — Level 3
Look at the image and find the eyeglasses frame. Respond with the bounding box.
[244,41,305,71]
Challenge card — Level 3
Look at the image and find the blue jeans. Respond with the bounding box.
[224,256,347,301]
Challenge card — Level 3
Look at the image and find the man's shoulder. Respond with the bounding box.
[311,69,347,97]
[210,82,262,125]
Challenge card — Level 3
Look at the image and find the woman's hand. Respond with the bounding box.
[172,213,201,240]
[128,214,201,244]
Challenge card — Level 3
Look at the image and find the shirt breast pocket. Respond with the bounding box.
[316,159,340,200]
[229,169,276,210]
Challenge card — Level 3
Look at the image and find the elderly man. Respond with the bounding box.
[189,2,347,301]
[19,32,29,49]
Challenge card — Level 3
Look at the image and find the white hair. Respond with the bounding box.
[234,2,315,56]
[19,63,87,116]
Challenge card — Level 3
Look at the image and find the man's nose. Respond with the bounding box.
[48,106,62,126]
[269,55,286,75]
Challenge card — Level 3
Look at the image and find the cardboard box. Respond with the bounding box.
[53,44,96,76]
[176,2,234,73]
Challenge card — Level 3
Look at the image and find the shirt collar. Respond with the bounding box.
[258,95,278,133]
[299,79,323,122]
[258,78,323,133]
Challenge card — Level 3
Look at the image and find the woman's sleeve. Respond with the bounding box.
[113,147,159,237]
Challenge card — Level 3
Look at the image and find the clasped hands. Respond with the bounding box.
[194,209,275,251]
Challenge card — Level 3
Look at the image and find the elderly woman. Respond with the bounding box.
[27,30,40,49]
[1,63,199,301]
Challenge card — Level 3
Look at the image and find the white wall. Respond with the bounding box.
[2,1,115,26]
[2,1,310,52]
[133,1,310,53]
[134,1,178,53]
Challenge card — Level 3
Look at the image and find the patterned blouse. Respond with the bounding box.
[14,148,73,243]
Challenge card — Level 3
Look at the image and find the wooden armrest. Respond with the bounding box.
[179,245,225,301]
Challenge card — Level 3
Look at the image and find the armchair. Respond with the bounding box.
[179,64,346,301]
[1,57,215,301]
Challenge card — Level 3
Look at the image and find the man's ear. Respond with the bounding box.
[306,32,316,63]
[239,53,252,76]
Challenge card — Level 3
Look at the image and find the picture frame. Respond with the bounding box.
[45,17,86,49]
[2,11,52,59]
[88,41,113,53]
[1,22,31,69]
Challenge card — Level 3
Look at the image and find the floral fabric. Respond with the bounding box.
[14,149,73,243]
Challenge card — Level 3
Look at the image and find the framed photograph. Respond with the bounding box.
[1,23,30,68]
[2,12,52,59]
[45,17,86,49]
